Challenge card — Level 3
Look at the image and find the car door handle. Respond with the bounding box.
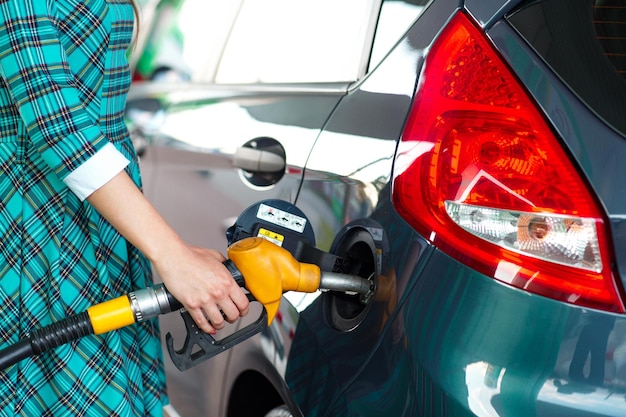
[233,143,286,174]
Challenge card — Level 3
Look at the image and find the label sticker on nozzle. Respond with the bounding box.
[257,203,307,233]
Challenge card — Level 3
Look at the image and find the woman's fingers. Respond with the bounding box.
[218,300,241,324]
[188,308,217,334]
[230,285,250,317]
[189,298,245,334]
[154,243,250,334]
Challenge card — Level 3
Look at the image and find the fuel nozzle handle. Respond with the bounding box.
[126,258,245,324]
[88,258,246,335]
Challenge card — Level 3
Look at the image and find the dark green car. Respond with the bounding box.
[128,1,626,416]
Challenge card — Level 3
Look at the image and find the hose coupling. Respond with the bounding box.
[128,284,174,322]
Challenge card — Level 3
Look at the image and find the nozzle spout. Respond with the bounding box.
[319,272,375,304]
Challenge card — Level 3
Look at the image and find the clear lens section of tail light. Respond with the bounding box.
[445,202,602,272]
[392,11,624,312]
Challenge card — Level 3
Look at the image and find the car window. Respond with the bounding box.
[508,0,626,136]
[215,0,379,84]
[368,0,430,72]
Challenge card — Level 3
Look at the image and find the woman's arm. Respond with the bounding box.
[87,170,249,334]
[0,3,248,333]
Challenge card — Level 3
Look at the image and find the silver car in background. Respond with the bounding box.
[129,1,409,415]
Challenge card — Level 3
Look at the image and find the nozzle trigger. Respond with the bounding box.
[166,294,267,371]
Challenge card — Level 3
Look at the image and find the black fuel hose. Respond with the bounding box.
[0,312,93,370]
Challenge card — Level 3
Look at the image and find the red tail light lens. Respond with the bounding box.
[392,11,624,312]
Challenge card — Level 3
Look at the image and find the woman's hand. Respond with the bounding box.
[87,171,249,333]
[152,244,249,334]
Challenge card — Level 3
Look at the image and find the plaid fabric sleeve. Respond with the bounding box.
[0,0,109,180]
[64,142,129,200]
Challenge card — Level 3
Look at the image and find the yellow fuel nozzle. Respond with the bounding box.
[227,237,321,324]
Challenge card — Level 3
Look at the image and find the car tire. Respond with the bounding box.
[263,405,293,417]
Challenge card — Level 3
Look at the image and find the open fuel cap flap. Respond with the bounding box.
[325,218,388,331]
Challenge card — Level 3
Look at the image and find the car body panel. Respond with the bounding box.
[285,1,626,417]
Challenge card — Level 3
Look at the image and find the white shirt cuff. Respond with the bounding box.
[63,143,130,201]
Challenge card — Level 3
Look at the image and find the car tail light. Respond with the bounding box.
[392,11,624,312]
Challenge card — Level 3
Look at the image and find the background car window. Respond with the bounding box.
[368,0,430,72]
[134,0,242,82]
[215,0,379,84]
[134,0,431,85]
[508,0,626,136]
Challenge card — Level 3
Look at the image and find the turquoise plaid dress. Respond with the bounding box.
[0,1,167,415]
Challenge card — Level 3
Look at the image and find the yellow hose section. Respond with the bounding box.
[87,296,135,335]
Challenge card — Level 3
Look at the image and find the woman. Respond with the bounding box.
[0,1,249,415]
